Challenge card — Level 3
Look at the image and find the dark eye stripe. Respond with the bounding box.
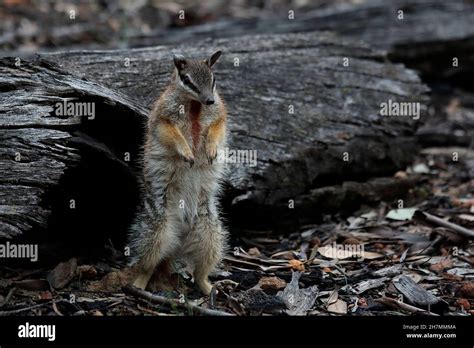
[180,75,200,93]
[187,82,200,94]
[212,77,216,88]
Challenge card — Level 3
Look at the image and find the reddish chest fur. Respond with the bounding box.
[189,100,202,151]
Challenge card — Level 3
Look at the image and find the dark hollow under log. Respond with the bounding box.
[0,58,147,258]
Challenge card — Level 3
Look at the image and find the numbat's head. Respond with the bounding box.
[173,50,222,105]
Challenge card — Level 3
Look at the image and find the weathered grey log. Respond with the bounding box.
[1,31,428,242]
[43,32,429,227]
[351,277,389,295]
[293,176,419,226]
[0,128,78,239]
[417,92,474,147]
[0,58,147,245]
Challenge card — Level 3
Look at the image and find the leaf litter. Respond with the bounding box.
[0,140,473,316]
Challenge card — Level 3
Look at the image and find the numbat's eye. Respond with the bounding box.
[182,75,191,84]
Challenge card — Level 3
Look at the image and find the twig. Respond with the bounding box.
[123,285,234,316]
[0,287,16,308]
[414,211,474,238]
[137,303,165,315]
[459,255,474,266]
[333,264,349,287]
[0,301,51,316]
[375,296,439,316]
[52,301,64,316]
[0,299,72,316]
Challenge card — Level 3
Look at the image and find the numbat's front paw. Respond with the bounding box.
[206,143,218,164]
[183,155,195,167]
[178,147,195,167]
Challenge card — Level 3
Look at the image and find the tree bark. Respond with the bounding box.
[0,58,146,250]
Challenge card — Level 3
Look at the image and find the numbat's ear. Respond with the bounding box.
[206,50,222,68]
[173,54,187,71]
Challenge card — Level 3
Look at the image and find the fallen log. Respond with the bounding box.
[1,31,428,247]
[43,31,429,228]
[0,58,147,253]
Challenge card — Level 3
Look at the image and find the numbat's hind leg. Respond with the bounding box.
[188,201,227,295]
[130,215,179,290]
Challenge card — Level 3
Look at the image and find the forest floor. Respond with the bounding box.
[1,127,473,316]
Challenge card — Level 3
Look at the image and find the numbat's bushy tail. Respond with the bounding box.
[128,50,228,295]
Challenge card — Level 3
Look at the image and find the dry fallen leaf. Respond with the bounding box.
[309,237,321,248]
[289,259,305,272]
[87,267,137,292]
[386,208,417,221]
[271,250,295,260]
[39,291,53,300]
[277,272,318,316]
[456,282,474,299]
[373,243,385,250]
[326,289,339,305]
[327,299,347,314]
[47,258,77,290]
[455,298,471,310]
[352,277,389,294]
[411,163,430,174]
[429,258,453,273]
[247,247,261,257]
[394,171,407,179]
[258,276,287,293]
[457,214,474,222]
[442,272,463,282]
[77,265,98,280]
[318,245,383,260]
[452,198,474,208]
[342,237,361,245]
[358,297,368,307]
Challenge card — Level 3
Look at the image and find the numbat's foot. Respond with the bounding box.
[197,279,213,295]
[133,273,150,290]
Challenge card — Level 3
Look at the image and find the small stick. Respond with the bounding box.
[123,285,234,316]
[0,301,51,316]
[0,287,16,308]
[52,301,64,316]
[0,299,73,316]
[375,296,439,316]
[414,211,474,238]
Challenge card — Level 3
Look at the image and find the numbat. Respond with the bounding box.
[128,51,228,295]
